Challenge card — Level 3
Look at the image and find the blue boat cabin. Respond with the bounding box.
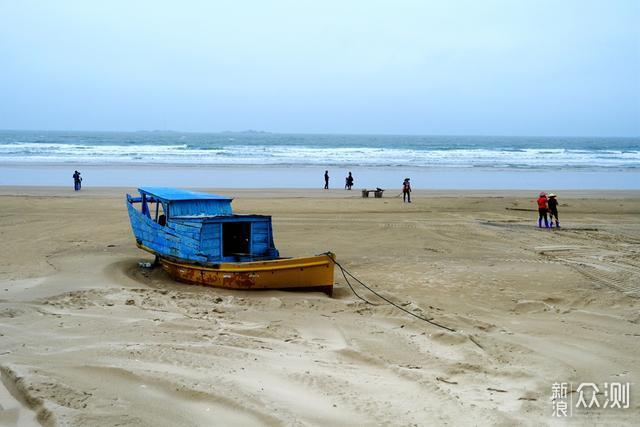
[126,187,279,264]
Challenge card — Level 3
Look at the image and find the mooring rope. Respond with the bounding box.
[336,259,380,306]
[322,252,456,333]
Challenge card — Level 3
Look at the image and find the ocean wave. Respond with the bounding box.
[1,131,639,169]
[0,141,639,169]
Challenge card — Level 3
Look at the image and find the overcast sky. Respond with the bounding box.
[0,0,638,136]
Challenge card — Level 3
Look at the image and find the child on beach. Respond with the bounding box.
[345,172,354,190]
[548,193,560,228]
[402,178,411,203]
[536,192,549,228]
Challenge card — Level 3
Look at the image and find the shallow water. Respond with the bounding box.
[1,163,638,189]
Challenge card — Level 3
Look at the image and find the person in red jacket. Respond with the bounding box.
[537,192,549,228]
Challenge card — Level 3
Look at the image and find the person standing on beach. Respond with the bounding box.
[536,192,549,228]
[73,170,82,191]
[324,170,329,189]
[345,172,354,190]
[548,193,560,228]
[402,178,412,203]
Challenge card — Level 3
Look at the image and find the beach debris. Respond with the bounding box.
[518,396,538,401]
[467,335,485,350]
[487,387,508,393]
[138,261,153,269]
[361,188,385,198]
[436,376,458,385]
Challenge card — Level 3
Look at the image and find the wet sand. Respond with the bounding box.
[0,187,639,426]
[2,163,640,189]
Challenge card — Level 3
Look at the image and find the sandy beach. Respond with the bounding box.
[1,186,639,426]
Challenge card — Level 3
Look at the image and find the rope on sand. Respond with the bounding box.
[335,258,380,306]
[322,252,456,333]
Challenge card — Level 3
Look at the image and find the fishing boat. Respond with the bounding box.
[126,187,334,294]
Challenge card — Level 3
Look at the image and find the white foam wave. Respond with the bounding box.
[0,143,638,169]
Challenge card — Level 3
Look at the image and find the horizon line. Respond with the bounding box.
[0,128,638,139]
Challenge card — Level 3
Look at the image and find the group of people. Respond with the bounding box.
[536,192,560,228]
[323,171,412,203]
[71,170,555,223]
[323,170,355,190]
[73,170,82,191]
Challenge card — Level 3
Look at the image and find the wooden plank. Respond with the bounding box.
[170,219,203,228]
[201,237,221,246]
[201,227,221,235]
[252,243,269,254]
[164,235,201,251]
[170,223,203,234]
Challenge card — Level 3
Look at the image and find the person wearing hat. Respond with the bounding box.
[548,193,560,228]
[536,192,549,228]
[73,170,82,191]
[402,178,412,203]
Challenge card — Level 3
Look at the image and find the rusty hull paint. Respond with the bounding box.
[159,254,334,295]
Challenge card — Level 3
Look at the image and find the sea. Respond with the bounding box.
[0,130,638,189]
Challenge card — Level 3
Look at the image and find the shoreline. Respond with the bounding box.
[2,185,640,199]
[2,163,639,190]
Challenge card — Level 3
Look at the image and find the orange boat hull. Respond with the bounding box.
[158,254,335,295]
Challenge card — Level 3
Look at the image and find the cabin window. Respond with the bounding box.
[222,222,251,256]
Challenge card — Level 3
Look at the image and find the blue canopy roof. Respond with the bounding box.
[139,187,233,202]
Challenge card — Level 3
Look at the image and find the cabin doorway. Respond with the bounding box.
[155,202,166,226]
[222,222,251,256]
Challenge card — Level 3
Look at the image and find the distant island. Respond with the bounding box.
[133,129,271,134]
[220,130,271,134]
